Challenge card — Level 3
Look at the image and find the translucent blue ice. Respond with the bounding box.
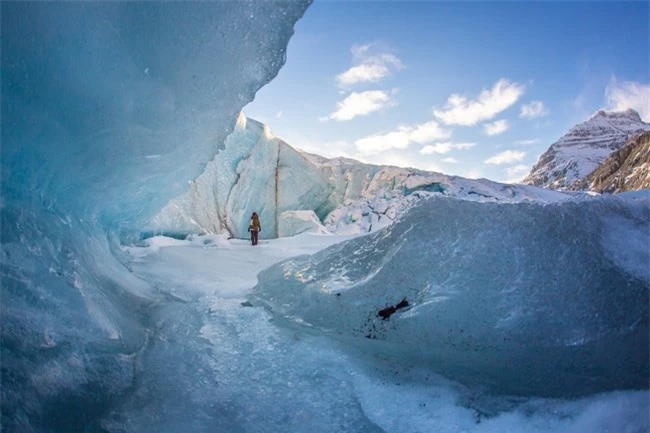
[1,1,309,430]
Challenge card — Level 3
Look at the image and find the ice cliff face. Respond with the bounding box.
[523,109,650,190]
[150,114,570,239]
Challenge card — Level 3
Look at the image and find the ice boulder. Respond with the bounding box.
[278,210,329,237]
[251,193,650,398]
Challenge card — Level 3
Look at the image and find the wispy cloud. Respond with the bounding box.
[355,121,451,155]
[483,119,509,136]
[420,142,452,154]
[605,78,650,121]
[420,141,476,155]
[433,79,525,126]
[442,157,459,164]
[513,138,541,146]
[325,90,391,122]
[464,169,484,179]
[337,64,391,87]
[454,142,478,150]
[358,151,442,172]
[336,43,404,87]
[502,164,531,184]
[484,150,526,165]
[409,121,453,144]
[520,101,548,119]
[506,164,530,177]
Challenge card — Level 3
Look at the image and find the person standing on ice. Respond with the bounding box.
[248,212,261,246]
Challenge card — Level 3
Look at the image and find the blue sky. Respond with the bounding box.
[245,0,649,182]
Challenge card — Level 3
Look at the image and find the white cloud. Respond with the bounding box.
[433,79,525,126]
[355,121,451,155]
[520,101,548,119]
[337,64,391,87]
[420,142,453,154]
[337,44,404,87]
[355,129,411,154]
[483,119,509,136]
[353,150,442,172]
[326,90,391,121]
[484,150,526,165]
[420,141,476,155]
[502,164,531,184]
[454,142,478,150]
[409,121,452,144]
[605,78,650,121]
[464,169,484,179]
[506,164,530,177]
[276,131,355,160]
[442,157,459,164]
[275,110,283,118]
[513,138,541,146]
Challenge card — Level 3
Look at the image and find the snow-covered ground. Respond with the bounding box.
[113,233,649,433]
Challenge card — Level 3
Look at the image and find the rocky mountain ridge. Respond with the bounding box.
[571,131,650,193]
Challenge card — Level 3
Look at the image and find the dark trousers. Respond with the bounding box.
[250,229,259,245]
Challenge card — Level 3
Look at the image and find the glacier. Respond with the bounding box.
[1,1,649,433]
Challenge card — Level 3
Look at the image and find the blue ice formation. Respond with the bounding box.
[251,193,650,397]
[147,114,336,239]
[1,1,309,431]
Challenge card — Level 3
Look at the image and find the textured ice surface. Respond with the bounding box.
[278,210,329,237]
[0,1,309,431]
[251,193,650,397]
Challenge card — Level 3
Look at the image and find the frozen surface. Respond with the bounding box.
[251,193,650,397]
[103,235,650,432]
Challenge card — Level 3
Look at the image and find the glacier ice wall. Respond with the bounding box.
[251,193,650,397]
[0,1,310,431]
[148,114,334,239]
[149,115,572,239]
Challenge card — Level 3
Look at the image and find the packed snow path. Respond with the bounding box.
[107,234,649,433]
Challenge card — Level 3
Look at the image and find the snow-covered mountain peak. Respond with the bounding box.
[592,108,642,123]
[577,108,645,132]
[524,109,650,189]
